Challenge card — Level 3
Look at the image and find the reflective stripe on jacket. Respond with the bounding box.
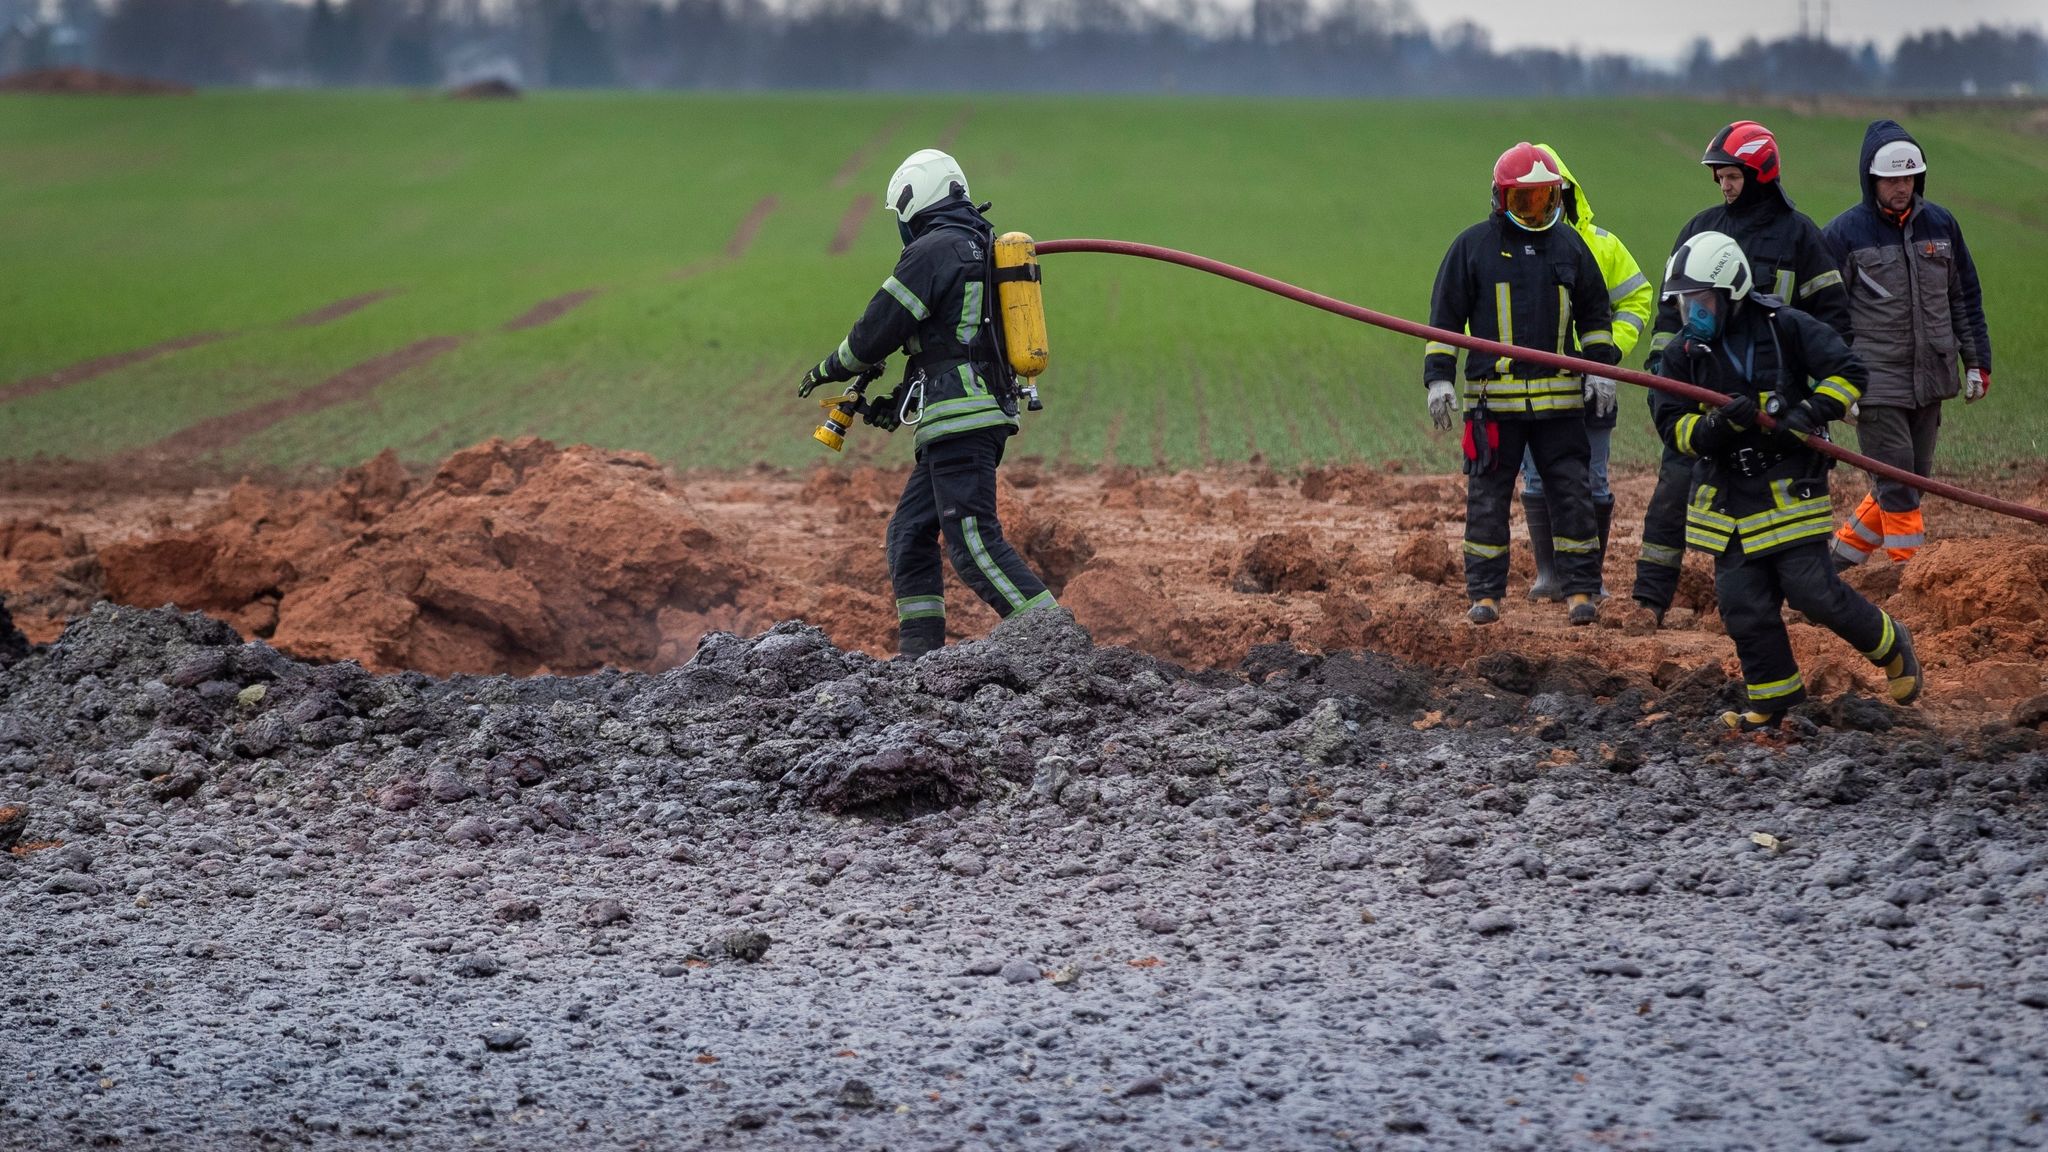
[1423,215,1620,420]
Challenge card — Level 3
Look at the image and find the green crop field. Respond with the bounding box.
[2,91,2043,473]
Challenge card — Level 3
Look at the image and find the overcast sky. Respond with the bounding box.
[1407,0,2045,60]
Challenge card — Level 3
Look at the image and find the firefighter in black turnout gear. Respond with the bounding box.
[798,149,1054,659]
[1650,231,1922,730]
[1426,142,1620,626]
[1632,121,1851,626]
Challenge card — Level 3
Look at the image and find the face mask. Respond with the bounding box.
[1682,298,1719,342]
[898,219,915,246]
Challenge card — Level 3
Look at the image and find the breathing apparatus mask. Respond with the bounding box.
[1679,291,1723,343]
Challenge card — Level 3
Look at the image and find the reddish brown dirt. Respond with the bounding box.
[934,106,975,150]
[828,195,871,255]
[503,289,603,332]
[0,332,228,405]
[725,196,779,260]
[3,443,2044,727]
[832,114,910,189]
[133,336,466,461]
[285,290,396,329]
[0,67,191,95]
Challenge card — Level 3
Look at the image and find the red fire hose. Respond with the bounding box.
[1036,238,2048,528]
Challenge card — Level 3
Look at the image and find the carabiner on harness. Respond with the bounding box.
[898,371,926,426]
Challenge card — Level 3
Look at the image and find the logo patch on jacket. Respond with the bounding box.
[1921,240,1950,258]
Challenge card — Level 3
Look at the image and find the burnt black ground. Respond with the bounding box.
[1,602,2044,1151]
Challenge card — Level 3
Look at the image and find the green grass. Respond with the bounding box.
[1,91,2043,472]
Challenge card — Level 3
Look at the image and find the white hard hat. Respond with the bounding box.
[884,149,969,223]
[1662,230,1753,302]
[1869,140,1927,177]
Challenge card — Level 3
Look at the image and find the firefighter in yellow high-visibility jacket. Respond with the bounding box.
[1518,143,1655,601]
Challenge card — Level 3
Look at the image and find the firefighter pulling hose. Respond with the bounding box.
[1027,237,2048,529]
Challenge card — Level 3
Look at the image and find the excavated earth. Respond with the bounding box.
[1,441,2046,1148]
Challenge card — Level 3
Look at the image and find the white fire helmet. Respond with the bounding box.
[1869,140,1927,177]
[885,149,969,223]
[1662,230,1753,302]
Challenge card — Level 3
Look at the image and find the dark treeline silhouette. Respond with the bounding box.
[4,0,2043,97]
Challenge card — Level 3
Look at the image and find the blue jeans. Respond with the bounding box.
[1524,424,1611,504]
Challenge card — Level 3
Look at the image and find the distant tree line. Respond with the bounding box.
[7,0,2045,97]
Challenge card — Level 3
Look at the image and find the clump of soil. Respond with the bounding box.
[98,439,763,675]
[0,67,192,95]
[447,78,519,99]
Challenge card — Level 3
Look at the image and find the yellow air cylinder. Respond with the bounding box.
[993,232,1049,378]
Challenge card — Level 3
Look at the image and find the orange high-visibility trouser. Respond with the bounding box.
[1835,403,1940,565]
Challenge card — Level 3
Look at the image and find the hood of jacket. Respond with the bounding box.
[906,195,992,244]
[1858,118,1926,209]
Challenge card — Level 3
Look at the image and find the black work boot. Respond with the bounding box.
[1522,492,1562,602]
[1594,499,1613,599]
[896,616,945,661]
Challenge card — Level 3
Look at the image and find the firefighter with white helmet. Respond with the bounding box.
[1630,121,1850,628]
[1823,120,1994,569]
[1424,142,1621,626]
[1649,230,1921,730]
[798,148,1054,659]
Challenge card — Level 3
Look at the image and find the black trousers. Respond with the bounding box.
[1632,444,1692,612]
[887,427,1052,654]
[1464,415,1599,601]
[1715,536,1897,712]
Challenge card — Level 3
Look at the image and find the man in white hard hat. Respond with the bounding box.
[1823,120,1994,569]
[798,149,1053,659]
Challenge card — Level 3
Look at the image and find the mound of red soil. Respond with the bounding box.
[0,67,191,95]
[101,439,762,675]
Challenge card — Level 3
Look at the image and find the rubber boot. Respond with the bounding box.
[1594,499,1613,599]
[896,616,945,661]
[1720,709,1783,733]
[1468,598,1500,625]
[1885,619,1922,705]
[1522,492,1562,602]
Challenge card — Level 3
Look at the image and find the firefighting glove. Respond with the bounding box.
[1718,394,1759,430]
[798,364,829,398]
[1965,367,1989,403]
[1776,398,1831,441]
[864,393,902,432]
[1584,375,1618,419]
[1689,408,1741,457]
[1427,381,1458,431]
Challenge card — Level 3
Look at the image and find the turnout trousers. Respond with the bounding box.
[1715,536,1902,712]
[886,426,1054,657]
[1835,403,1941,565]
[1632,444,1692,612]
[1464,415,1600,602]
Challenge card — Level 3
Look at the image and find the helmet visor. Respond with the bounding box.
[1503,185,1561,230]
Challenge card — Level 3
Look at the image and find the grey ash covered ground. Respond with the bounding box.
[1,602,2045,1150]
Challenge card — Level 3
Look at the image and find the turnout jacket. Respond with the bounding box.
[1537,143,1655,431]
[1423,214,1620,419]
[1651,299,1867,559]
[1822,119,1992,409]
[811,198,1017,450]
[1648,181,1849,371]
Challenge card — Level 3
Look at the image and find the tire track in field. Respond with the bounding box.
[0,331,230,406]
[133,336,468,462]
[828,107,973,256]
[285,290,398,329]
[832,113,910,189]
[504,289,604,332]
